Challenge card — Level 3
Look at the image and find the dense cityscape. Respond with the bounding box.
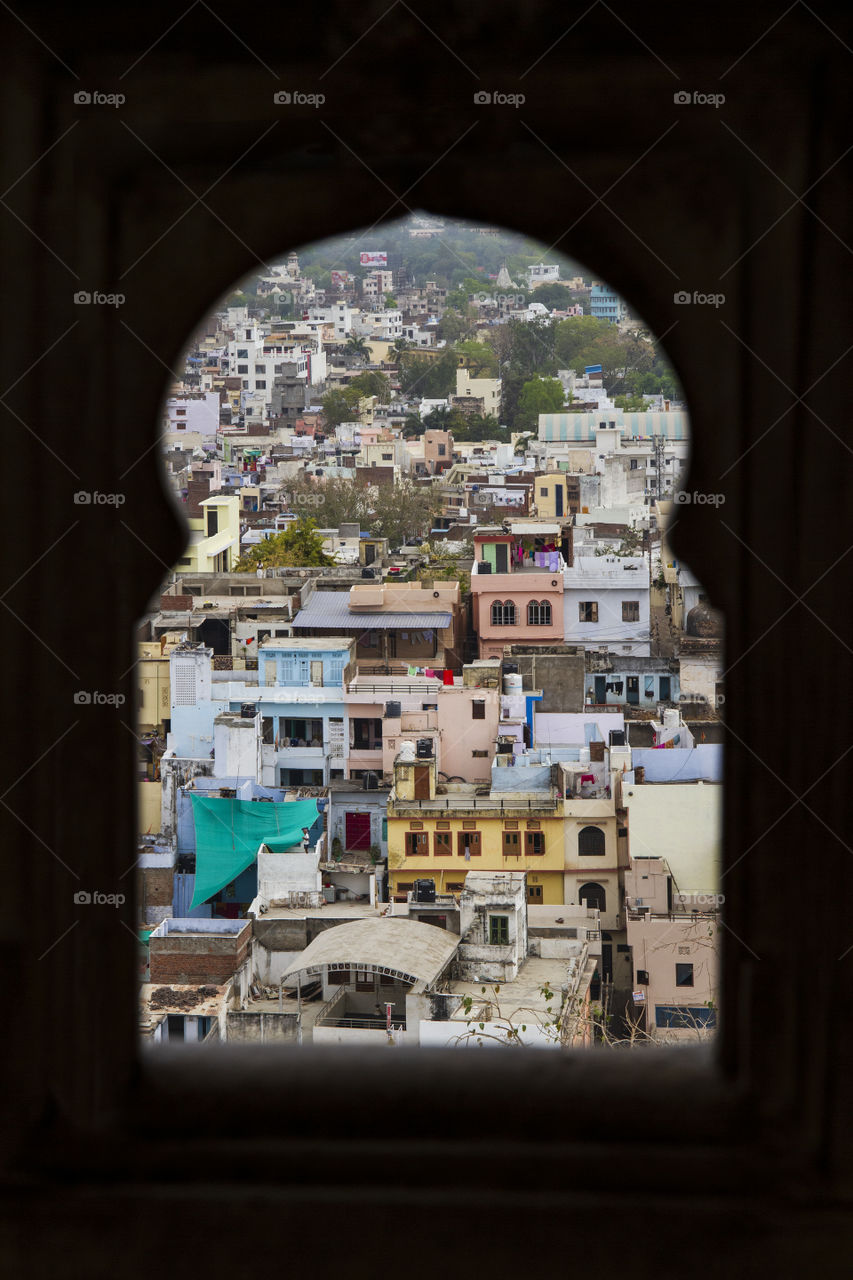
[137,214,723,1049]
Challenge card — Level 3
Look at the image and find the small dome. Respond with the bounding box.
[685,602,724,637]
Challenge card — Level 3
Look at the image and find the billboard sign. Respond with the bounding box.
[330,270,349,287]
[360,251,388,266]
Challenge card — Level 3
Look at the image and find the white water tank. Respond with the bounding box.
[663,708,679,730]
[503,673,523,694]
[579,747,590,765]
[397,739,416,762]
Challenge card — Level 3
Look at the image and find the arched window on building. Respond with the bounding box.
[528,599,552,626]
[578,825,606,857]
[491,599,516,626]
[579,882,606,912]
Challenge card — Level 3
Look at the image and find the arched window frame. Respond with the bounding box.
[578,825,606,857]
[491,599,516,626]
[579,882,607,912]
[528,599,552,626]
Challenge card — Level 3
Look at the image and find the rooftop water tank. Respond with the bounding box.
[503,673,523,694]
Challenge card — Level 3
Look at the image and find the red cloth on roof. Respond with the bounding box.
[442,669,454,685]
[580,773,596,783]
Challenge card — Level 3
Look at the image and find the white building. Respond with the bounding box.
[351,308,403,342]
[164,391,220,445]
[562,556,651,656]
[528,263,561,286]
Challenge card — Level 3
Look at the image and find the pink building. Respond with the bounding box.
[423,429,454,475]
[470,523,572,660]
[345,664,501,784]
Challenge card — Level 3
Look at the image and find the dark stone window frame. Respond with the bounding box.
[4,19,851,1268]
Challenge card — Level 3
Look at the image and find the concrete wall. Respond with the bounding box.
[508,649,586,713]
[678,654,724,704]
[623,782,722,894]
[257,848,322,905]
[630,745,722,782]
[535,712,625,747]
[225,1011,298,1043]
[138,781,162,835]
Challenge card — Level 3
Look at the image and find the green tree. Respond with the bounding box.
[553,316,614,370]
[234,517,333,571]
[320,386,364,428]
[344,334,371,366]
[448,413,504,442]
[437,309,473,343]
[366,478,440,546]
[613,392,650,412]
[349,370,391,403]
[401,413,424,438]
[390,338,413,364]
[284,474,368,529]
[515,376,566,431]
[399,349,458,399]
[454,339,498,377]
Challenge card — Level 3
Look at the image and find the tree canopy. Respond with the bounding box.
[515,376,566,431]
[234,516,333,571]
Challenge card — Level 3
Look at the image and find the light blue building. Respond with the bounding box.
[247,638,354,787]
[167,638,355,787]
[590,283,627,324]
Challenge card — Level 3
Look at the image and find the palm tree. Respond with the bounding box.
[391,338,413,365]
[345,335,370,367]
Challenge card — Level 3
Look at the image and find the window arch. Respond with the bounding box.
[579,882,606,912]
[491,599,516,626]
[527,599,552,626]
[578,826,605,857]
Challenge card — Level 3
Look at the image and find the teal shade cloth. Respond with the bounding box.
[189,794,319,909]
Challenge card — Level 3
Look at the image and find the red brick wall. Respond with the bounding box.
[161,594,194,612]
[149,936,250,985]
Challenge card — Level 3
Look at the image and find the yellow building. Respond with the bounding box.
[386,755,566,906]
[176,495,240,574]
[534,472,579,520]
[137,639,179,733]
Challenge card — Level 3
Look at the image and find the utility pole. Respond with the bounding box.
[653,433,666,503]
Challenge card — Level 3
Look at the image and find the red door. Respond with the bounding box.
[345,811,372,851]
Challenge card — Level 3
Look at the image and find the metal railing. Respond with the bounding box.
[390,793,559,813]
[314,983,347,1025]
[320,1015,407,1030]
[347,679,446,695]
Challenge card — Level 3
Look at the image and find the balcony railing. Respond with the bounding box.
[319,1015,407,1031]
[347,677,447,695]
[391,793,558,813]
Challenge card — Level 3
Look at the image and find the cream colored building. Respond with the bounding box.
[623,781,722,1041]
[176,495,240,574]
[456,368,501,416]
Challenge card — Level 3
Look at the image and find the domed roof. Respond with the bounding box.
[685,602,724,637]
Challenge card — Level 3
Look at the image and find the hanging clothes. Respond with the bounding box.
[442,669,454,685]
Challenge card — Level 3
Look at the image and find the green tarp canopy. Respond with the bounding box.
[189,794,319,909]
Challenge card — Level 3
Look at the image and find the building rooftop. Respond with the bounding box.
[293,591,451,630]
[257,636,355,651]
[282,917,459,988]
